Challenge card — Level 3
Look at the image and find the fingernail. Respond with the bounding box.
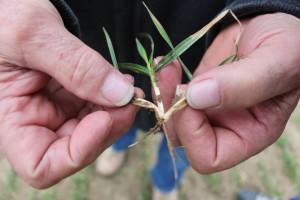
[187,79,221,109]
[101,72,134,106]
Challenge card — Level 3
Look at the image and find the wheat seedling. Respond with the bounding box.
[102,4,242,178]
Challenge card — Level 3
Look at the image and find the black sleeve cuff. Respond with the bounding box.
[227,0,300,20]
[49,0,81,37]
[206,0,300,48]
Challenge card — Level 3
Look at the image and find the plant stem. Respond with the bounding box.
[147,63,164,117]
[148,62,178,179]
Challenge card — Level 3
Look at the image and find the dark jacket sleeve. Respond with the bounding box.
[51,0,300,41]
[206,0,300,47]
[49,0,81,37]
[226,0,300,19]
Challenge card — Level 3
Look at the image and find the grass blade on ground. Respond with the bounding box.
[102,27,119,69]
[257,162,282,197]
[72,168,90,200]
[6,168,18,193]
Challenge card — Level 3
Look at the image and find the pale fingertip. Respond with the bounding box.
[101,71,134,107]
[114,84,135,107]
[187,79,221,109]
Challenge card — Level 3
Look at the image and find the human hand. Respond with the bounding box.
[159,13,300,173]
[0,0,139,188]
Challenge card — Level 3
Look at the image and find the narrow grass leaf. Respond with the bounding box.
[143,2,172,47]
[178,59,193,80]
[72,169,90,200]
[140,33,155,65]
[155,9,231,72]
[102,27,119,69]
[257,162,282,197]
[42,188,56,200]
[119,63,149,76]
[276,135,300,191]
[143,2,193,80]
[219,54,238,66]
[6,168,18,192]
[136,38,149,65]
[202,174,223,192]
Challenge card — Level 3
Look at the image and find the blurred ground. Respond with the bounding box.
[0,103,299,200]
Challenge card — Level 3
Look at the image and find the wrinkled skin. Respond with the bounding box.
[0,0,138,188]
[1,0,300,189]
[159,13,300,173]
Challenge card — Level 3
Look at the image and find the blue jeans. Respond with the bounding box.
[291,197,300,200]
[112,128,190,193]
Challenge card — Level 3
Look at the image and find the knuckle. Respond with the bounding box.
[28,180,52,190]
[1,1,60,42]
[8,8,46,42]
[24,169,48,189]
[0,1,63,65]
[21,157,53,189]
[191,159,219,174]
[67,46,111,98]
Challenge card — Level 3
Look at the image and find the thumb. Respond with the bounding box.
[22,24,134,107]
[155,58,182,145]
[186,48,300,109]
[156,58,182,109]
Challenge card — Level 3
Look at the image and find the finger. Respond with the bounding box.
[175,89,300,174]
[103,88,143,144]
[2,111,112,188]
[22,24,134,107]
[56,119,79,138]
[57,88,143,140]
[155,58,182,145]
[156,58,182,109]
[251,89,300,134]
[187,46,300,110]
[175,107,256,173]
[188,14,300,110]
[195,22,242,75]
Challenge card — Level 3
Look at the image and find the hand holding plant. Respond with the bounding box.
[0,0,139,188]
[103,4,241,177]
[163,13,300,173]
[104,4,300,176]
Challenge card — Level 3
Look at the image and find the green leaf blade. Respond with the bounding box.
[219,54,238,66]
[102,27,119,69]
[154,9,230,72]
[143,2,193,80]
[140,33,155,64]
[143,2,173,48]
[119,63,149,76]
[136,38,149,65]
